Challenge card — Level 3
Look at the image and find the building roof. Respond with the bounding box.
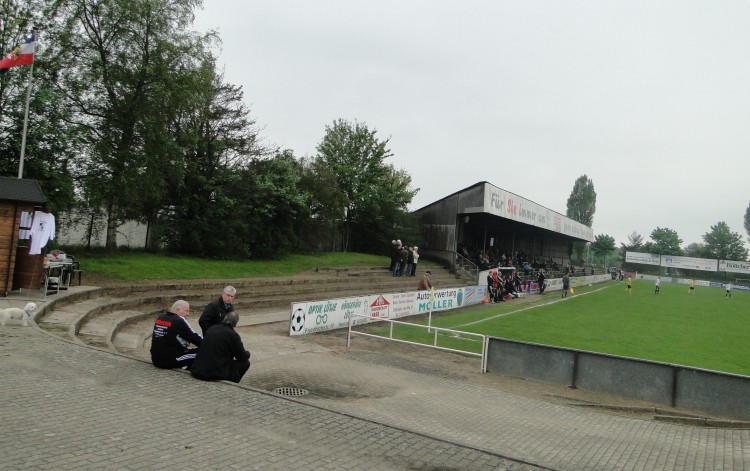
[0,176,46,204]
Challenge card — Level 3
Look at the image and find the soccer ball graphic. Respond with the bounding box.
[290,308,305,333]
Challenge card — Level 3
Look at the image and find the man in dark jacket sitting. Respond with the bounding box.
[198,286,236,336]
[191,311,251,383]
[150,300,203,369]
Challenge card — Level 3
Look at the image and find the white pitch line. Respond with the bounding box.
[453,284,614,329]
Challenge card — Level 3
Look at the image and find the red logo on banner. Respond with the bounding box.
[369,295,390,318]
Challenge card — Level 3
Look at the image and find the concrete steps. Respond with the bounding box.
[37,265,471,353]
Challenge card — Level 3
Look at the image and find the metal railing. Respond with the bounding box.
[454,251,479,283]
[347,313,488,372]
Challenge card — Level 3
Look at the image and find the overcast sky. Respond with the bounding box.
[193,1,750,250]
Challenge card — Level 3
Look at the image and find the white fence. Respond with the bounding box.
[346,313,488,372]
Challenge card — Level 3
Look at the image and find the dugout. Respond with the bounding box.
[414,181,593,274]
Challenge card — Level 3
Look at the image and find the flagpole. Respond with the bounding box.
[17,49,35,179]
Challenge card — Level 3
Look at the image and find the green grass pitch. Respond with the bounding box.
[367,279,749,376]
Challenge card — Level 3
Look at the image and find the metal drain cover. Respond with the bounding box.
[274,387,309,397]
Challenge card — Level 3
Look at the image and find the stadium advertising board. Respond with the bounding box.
[289,296,370,336]
[483,183,594,242]
[719,260,750,275]
[289,286,487,336]
[625,251,660,266]
[662,255,718,271]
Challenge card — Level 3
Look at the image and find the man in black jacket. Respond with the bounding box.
[198,286,236,336]
[191,311,250,383]
[150,300,203,369]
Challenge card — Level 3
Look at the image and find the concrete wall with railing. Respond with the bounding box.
[485,337,750,421]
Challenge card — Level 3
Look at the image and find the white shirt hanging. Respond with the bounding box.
[29,211,56,255]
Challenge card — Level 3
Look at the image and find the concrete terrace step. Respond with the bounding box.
[41,264,469,351]
[39,297,125,327]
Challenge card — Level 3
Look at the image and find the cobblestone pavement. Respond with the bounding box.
[0,326,540,471]
[2,292,749,470]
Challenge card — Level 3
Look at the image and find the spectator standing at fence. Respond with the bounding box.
[725,283,733,298]
[399,244,409,276]
[513,271,522,293]
[191,311,251,383]
[487,269,501,303]
[405,247,414,277]
[150,300,202,370]
[392,240,402,277]
[418,270,432,291]
[410,247,420,276]
[199,286,236,337]
[389,240,399,272]
[537,270,546,295]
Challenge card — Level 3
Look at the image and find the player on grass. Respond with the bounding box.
[688,279,695,294]
[725,283,733,298]
[626,275,632,294]
[654,277,660,294]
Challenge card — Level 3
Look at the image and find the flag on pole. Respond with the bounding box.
[0,34,35,74]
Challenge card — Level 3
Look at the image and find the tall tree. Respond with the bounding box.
[646,227,683,256]
[702,221,748,261]
[315,119,416,252]
[0,2,77,210]
[591,234,616,258]
[618,231,644,261]
[683,242,708,258]
[566,175,596,262]
[161,62,270,257]
[57,0,203,249]
[744,201,750,245]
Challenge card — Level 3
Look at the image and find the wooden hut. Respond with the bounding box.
[0,176,46,296]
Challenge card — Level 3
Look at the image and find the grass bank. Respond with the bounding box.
[76,251,438,282]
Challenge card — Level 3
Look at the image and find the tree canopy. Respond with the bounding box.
[702,221,748,261]
[315,119,417,253]
[644,227,683,256]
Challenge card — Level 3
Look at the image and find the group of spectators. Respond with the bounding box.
[390,239,420,277]
[486,269,527,303]
[149,286,251,383]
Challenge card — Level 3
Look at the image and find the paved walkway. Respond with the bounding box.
[1,290,749,470]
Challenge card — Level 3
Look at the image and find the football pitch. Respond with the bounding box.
[367,279,750,376]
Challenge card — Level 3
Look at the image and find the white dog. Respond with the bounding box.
[0,302,37,327]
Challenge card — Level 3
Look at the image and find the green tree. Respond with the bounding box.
[566,175,596,263]
[702,221,748,261]
[683,242,708,258]
[0,3,78,210]
[244,152,310,257]
[618,231,644,261]
[58,0,203,249]
[161,63,270,257]
[315,119,417,252]
[744,201,750,244]
[591,234,616,258]
[646,227,683,256]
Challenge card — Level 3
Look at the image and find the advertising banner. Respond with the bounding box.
[289,296,369,336]
[719,260,750,275]
[661,255,718,272]
[625,251,661,266]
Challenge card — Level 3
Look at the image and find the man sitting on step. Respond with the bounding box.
[150,300,203,370]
